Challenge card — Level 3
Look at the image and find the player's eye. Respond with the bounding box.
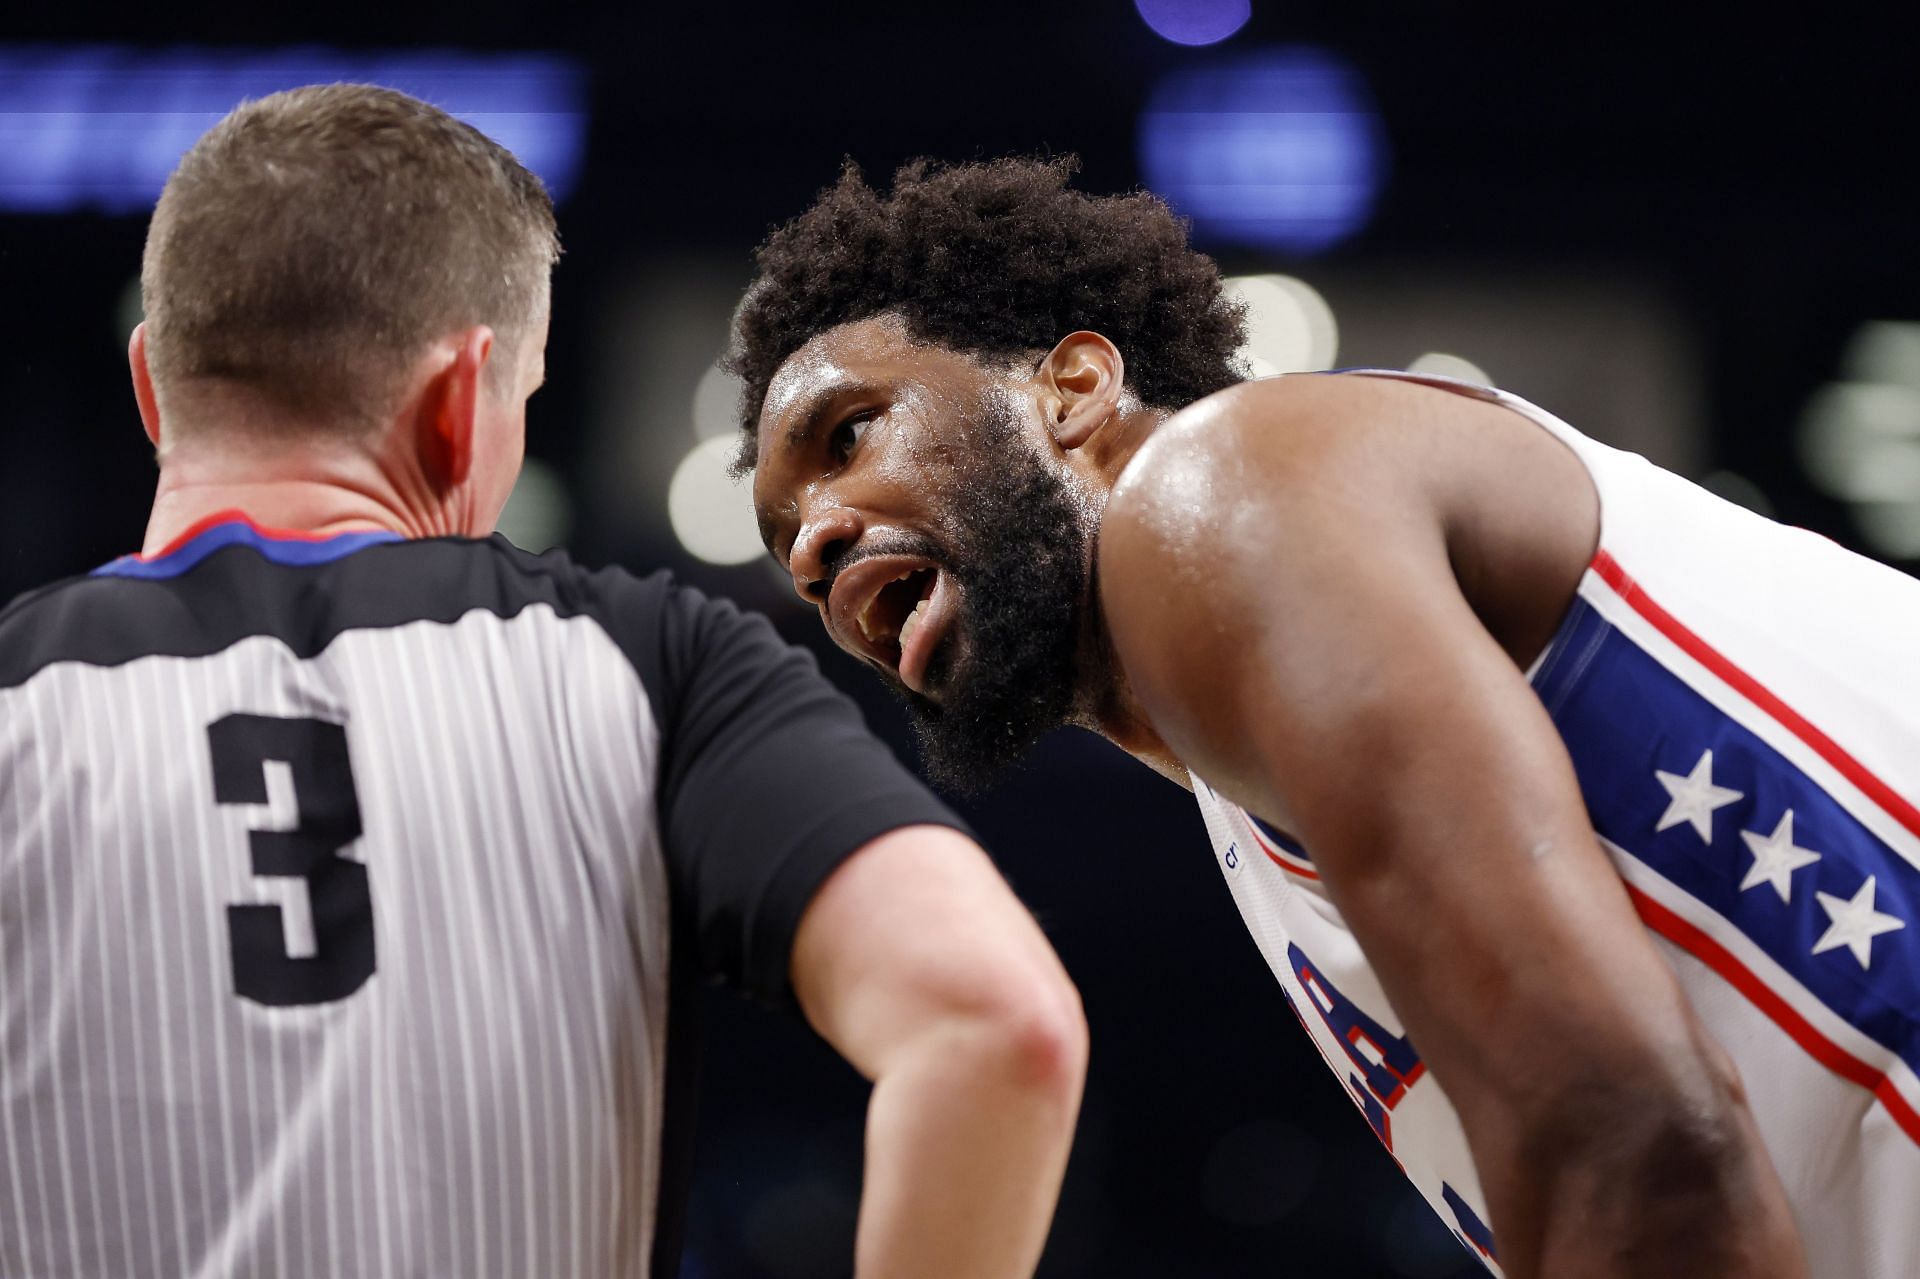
[829,412,876,464]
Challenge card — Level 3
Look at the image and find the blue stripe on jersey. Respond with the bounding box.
[1249,814,1312,863]
[1534,598,1920,1077]
[94,522,402,580]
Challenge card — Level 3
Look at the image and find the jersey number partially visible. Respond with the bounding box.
[208,714,376,1007]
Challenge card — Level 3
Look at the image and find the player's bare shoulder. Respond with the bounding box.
[1101,374,1421,593]
[1099,371,1600,692]
[1096,376,1429,762]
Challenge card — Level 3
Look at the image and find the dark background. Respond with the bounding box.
[4,4,1917,1276]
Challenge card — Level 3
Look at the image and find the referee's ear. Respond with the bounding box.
[415,325,493,489]
[129,323,163,452]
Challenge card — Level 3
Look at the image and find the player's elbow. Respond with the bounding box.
[1516,1082,1804,1278]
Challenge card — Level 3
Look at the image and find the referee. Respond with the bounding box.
[0,86,1086,1278]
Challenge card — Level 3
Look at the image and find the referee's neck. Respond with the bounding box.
[129,322,518,556]
[141,436,483,556]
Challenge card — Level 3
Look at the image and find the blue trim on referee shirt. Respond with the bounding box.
[94,521,402,580]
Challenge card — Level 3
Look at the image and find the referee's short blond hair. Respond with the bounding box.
[140,83,560,433]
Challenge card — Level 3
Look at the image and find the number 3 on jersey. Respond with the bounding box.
[208,714,376,1007]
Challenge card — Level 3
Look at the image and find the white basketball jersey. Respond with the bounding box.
[1190,371,1920,1277]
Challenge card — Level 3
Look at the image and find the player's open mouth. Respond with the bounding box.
[827,556,959,698]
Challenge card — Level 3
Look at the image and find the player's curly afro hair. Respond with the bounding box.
[724,155,1248,471]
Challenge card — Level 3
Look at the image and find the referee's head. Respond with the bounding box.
[131,84,560,534]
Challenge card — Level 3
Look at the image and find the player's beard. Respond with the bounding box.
[900,396,1093,793]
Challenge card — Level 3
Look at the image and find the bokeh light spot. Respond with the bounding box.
[1406,352,1491,387]
[1797,321,1920,562]
[0,45,588,214]
[1140,47,1387,255]
[1135,0,1252,47]
[496,457,573,554]
[668,435,765,566]
[691,363,746,440]
[1224,274,1338,375]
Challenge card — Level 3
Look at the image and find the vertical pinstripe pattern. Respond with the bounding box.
[0,700,37,1279]
[73,674,138,1276]
[0,604,670,1277]
[34,672,88,1270]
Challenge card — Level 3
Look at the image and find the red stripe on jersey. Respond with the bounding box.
[1590,549,1920,842]
[1250,826,1320,880]
[1625,882,1920,1145]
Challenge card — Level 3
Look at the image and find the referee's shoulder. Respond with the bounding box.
[0,534,695,693]
[0,572,88,632]
[441,536,722,660]
[0,566,138,691]
[455,533,678,614]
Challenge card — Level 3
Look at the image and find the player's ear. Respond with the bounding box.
[1037,330,1125,452]
[128,323,163,450]
[415,325,493,489]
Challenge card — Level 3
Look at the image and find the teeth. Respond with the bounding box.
[857,571,924,645]
[898,596,933,651]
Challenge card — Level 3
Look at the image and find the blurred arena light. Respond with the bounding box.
[1700,470,1775,518]
[1223,273,1338,375]
[1799,322,1920,559]
[1844,321,1920,390]
[0,45,587,214]
[668,436,765,566]
[691,364,746,440]
[496,457,573,554]
[1406,351,1491,387]
[1139,47,1387,255]
[1800,384,1920,530]
[1134,0,1251,47]
[1852,504,1920,560]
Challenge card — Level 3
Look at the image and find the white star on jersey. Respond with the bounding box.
[1738,811,1822,903]
[1811,876,1907,969]
[1655,750,1744,843]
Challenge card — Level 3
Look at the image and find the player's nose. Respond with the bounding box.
[790,503,864,606]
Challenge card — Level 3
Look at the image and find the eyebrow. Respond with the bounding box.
[779,377,863,451]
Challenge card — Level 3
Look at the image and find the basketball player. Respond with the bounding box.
[736,158,1920,1277]
[0,93,1087,1278]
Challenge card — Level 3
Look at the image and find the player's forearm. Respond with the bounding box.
[1496,1082,1805,1279]
[852,1008,1085,1279]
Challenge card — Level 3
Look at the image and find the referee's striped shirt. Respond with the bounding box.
[0,513,961,1278]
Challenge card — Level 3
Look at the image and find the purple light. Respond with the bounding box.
[1138,46,1387,255]
[0,46,588,215]
[1134,0,1252,47]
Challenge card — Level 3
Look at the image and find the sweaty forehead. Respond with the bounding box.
[759,314,996,438]
[762,316,907,423]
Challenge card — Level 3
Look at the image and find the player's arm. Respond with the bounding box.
[1100,379,1803,1279]
[791,824,1086,1279]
